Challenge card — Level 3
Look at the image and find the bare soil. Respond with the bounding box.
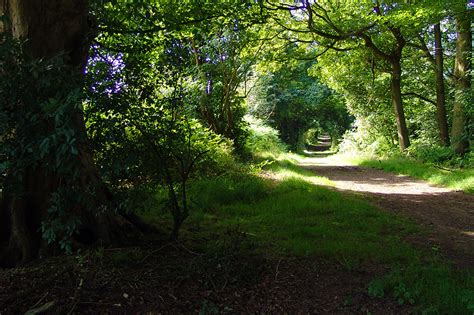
[301,143,474,269]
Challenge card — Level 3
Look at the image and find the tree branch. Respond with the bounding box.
[402,92,435,105]
[412,33,435,65]
[361,34,391,60]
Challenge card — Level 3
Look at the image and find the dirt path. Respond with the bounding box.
[301,138,474,268]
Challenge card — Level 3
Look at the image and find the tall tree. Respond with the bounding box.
[451,7,472,154]
[433,23,450,146]
[411,23,451,146]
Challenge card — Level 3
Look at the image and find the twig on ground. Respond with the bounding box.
[176,243,204,256]
[67,278,84,315]
[139,243,173,263]
[79,302,122,306]
[275,258,283,281]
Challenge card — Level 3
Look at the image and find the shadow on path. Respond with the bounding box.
[300,150,474,269]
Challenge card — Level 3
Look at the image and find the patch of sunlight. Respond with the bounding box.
[462,231,474,237]
[260,152,335,187]
[304,153,354,167]
[332,153,371,165]
[276,152,301,163]
[273,169,334,187]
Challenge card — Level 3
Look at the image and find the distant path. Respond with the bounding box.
[301,137,474,268]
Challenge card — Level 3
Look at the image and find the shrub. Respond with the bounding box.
[243,116,287,157]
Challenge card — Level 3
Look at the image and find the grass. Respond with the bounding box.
[190,176,417,264]
[345,156,474,194]
[141,153,474,314]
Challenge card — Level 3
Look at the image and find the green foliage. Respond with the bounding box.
[85,35,243,237]
[82,1,275,237]
[91,1,268,152]
[86,64,228,238]
[243,116,287,156]
[339,119,398,157]
[249,54,351,151]
[407,144,455,164]
[370,264,474,314]
[297,0,467,156]
[0,33,94,251]
[190,25,252,150]
[368,279,386,299]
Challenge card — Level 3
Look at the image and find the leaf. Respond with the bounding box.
[368,279,385,298]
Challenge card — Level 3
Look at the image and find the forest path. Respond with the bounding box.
[300,137,474,268]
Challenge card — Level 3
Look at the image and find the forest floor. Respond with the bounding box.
[0,246,409,314]
[1,140,473,314]
[303,137,474,269]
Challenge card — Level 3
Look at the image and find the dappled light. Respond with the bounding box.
[1,0,472,313]
[299,146,474,271]
[302,161,453,195]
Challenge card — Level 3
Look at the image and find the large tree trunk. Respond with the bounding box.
[434,23,450,146]
[451,11,472,155]
[390,59,410,151]
[0,0,146,267]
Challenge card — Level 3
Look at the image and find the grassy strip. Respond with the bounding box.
[143,154,474,313]
[346,156,474,194]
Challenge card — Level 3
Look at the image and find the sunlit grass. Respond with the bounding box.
[145,152,418,264]
[342,155,474,194]
[141,153,474,313]
[255,152,334,186]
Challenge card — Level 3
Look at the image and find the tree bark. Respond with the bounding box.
[0,0,147,267]
[451,11,472,155]
[390,59,410,151]
[434,23,450,146]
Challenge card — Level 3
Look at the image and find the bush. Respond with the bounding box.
[406,143,454,164]
[338,121,398,158]
[243,116,287,157]
[304,128,320,145]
